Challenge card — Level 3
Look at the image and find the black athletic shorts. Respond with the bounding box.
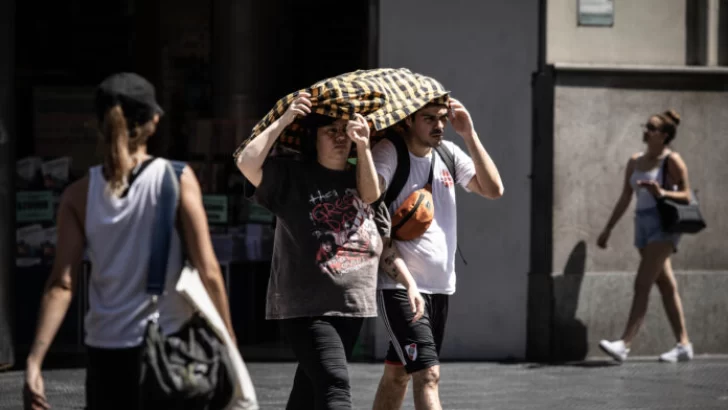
[377,289,449,374]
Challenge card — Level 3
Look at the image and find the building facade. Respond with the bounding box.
[1,0,726,367]
[530,0,728,360]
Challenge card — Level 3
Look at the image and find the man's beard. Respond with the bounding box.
[425,132,444,147]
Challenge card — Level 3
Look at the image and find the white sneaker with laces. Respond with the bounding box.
[599,339,629,362]
[659,343,694,363]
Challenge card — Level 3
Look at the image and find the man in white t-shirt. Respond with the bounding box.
[372,98,504,410]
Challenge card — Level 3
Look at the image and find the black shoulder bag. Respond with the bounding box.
[139,160,234,409]
[656,154,707,234]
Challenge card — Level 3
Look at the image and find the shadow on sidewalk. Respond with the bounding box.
[523,359,620,369]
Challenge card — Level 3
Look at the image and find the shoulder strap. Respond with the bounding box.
[433,143,456,182]
[384,137,458,205]
[119,157,156,198]
[170,160,186,181]
[146,160,186,296]
[660,153,671,188]
[433,144,468,265]
[384,133,411,206]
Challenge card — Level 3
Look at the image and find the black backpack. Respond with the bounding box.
[382,134,467,265]
[383,133,457,207]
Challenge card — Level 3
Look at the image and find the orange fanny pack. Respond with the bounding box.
[391,185,434,241]
[390,151,435,241]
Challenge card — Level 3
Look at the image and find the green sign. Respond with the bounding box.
[247,203,274,224]
[16,191,55,223]
[203,195,228,224]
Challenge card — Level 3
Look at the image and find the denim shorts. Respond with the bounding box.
[634,207,680,252]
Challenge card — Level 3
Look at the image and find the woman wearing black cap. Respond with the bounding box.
[23,73,237,409]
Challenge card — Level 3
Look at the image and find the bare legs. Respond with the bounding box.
[655,257,690,345]
[372,364,409,410]
[620,242,690,347]
[372,364,442,410]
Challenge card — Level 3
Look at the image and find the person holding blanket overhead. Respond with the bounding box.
[236,89,383,409]
[234,68,464,409]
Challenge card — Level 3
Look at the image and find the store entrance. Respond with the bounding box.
[10,0,377,365]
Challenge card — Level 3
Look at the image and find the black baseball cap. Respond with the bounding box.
[94,72,164,124]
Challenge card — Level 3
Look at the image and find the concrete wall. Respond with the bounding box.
[550,70,728,358]
[376,0,539,360]
[547,0,687,65]
[0,0,14,365]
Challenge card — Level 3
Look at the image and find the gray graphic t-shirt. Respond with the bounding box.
[253,158,385,320]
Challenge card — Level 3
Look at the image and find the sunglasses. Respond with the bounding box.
[642,123,659,132]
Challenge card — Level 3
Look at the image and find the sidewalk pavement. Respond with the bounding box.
[1,357,727,409]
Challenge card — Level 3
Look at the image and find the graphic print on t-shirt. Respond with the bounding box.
[440,169,454,188]
[309,188,379,275]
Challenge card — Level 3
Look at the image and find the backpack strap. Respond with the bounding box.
[433,143,457,183]
[147,160,186,296]
[660,152,672,189]
[170,160,187,181]
[384,136,459,206]
[433,144,468,265]
[382,138,468,265]
[384,133,411,207]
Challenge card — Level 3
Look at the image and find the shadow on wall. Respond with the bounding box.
[551,240,588,361]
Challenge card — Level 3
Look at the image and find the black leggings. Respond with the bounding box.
[280,317,364,410]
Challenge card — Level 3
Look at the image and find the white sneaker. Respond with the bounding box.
[659,343,694,363]
[599,339,629,362]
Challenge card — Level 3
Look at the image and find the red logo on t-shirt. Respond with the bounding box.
[441,170,454,188]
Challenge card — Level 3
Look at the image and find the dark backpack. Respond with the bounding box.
[383,133,457,207]
[382,134,467,265]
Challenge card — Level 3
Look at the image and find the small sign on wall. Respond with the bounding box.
[578,0,614,27]
[203,195,229,225]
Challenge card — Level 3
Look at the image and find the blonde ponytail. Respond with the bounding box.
[103,105,133,197]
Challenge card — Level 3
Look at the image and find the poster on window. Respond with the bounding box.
[33,87,99,177]
[203,194,229,224]
[578,0,614,26]
[16,191,55,223]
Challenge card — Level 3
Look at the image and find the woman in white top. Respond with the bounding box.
[597,110,693,363]
[23,73,236,410]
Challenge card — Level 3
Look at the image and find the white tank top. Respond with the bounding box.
[629,153,668,211]
[84,158,194,348]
